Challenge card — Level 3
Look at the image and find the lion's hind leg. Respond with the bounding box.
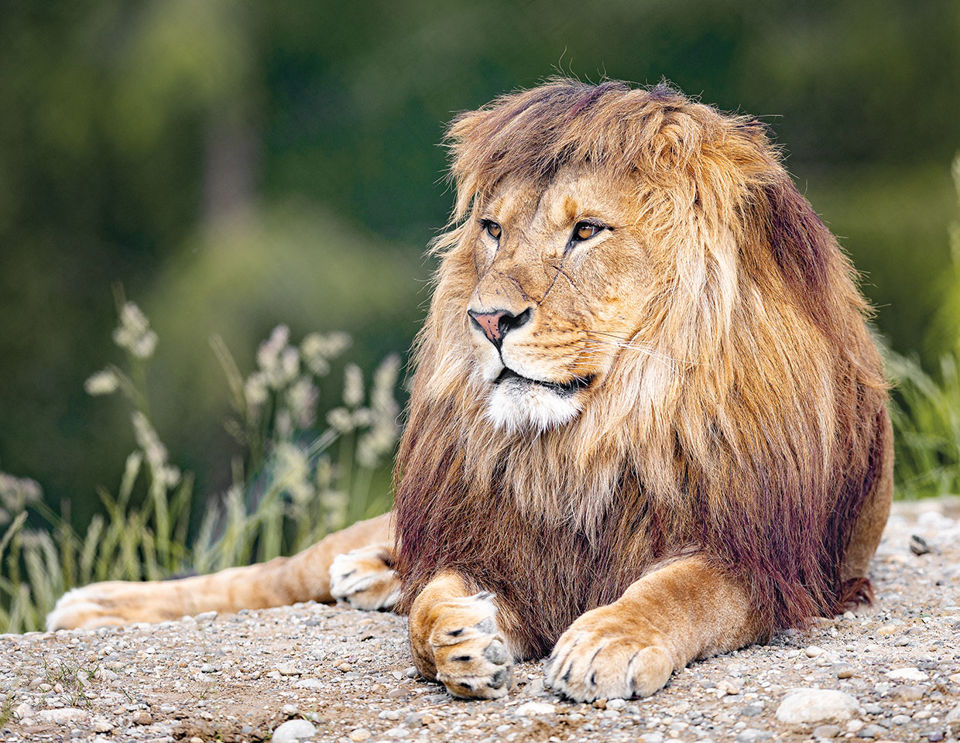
[47,512,395,630]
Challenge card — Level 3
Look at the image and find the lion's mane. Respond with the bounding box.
[393,80,890,658]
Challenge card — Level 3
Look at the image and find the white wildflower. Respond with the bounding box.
[300,332,351,375]
[352,407,373,427]
[84,369,120,396]
[314,456,333,490]
[273,442,313,503]
[131,411,168,472]
[326,407,354,433]
[256,325,290,372]
[161,464,181,488]
[357,419,398,468]
[256,326,300,389]
[112,302,158,359]
[244,371,270,408]
[0,472,42,512]
[343,364,364,407]
[371,355,401,416]
[320,488,348,529]
[275,409,293,439]
[286,377,318,428]
[278,347,300,386]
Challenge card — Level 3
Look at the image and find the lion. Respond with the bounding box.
[48,79,892,703]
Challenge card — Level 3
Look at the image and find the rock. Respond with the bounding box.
[805,646,825,658]
[720,678,744,696]
[891,714,911,725]
[14,703,33,721]
[295,678,323,689]
[514,702,556,716]
[885,667,927,682]
[37,708,89,724]
[813,724,841,739]
[276,663,301,676]
[862,703,883,715]
[909,534,931,555]
[847,720,865,733]
[741,703,764,717]
[200,663,218,673]
[349,730,372,742]
[835,665,856,679]
[893,684,925,701]
[281,704,299,716]
[857,724,886,738]
[91,717,114,733]
[775,689,861,724]
[385,727,410,738]
[272,719,317,743]
[195,610,218,623]
[132,710,153,725]
[735,729,772,742]
[641,735,664,743]
[607,698,627,710]
[946,704,960,733]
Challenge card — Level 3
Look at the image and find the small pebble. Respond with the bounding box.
[894,684,925,701]
[194,610,218,623]
[836,664,856,679]
[514,702,556,716]
[132,710,152,725]
[272,719,316,743]
[886,667,927,682]
[857,724,886,738]
[281,704,298,716]
[349,730,372,742]
[891,714,912,725]
[805,645,825,658]
[813,724,841,739]
[384,727,410,739]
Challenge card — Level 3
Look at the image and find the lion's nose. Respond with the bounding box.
[467,307,533,347]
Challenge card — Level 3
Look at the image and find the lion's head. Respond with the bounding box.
[394,80,889,657]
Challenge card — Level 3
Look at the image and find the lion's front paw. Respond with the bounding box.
[427,592,513,700]
[546,606,674,702]
[329,545,400,611]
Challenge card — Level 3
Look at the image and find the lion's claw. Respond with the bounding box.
[546,607,674,702]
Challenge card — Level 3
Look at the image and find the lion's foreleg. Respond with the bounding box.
[546,556,758,702]
[408,571,514,699]
[47,512,396,630]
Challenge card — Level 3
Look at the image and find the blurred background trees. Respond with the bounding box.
[1,0,958,526]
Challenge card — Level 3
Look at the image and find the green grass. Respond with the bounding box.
[0,299,399,633]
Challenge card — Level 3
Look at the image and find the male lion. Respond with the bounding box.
[49,79,892,703]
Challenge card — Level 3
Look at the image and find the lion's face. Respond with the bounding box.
[465,166,654,432]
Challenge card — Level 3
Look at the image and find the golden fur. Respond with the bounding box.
[49,79,892,704]
[393,79,892,697]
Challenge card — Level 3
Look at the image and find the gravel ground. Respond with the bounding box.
[1,497,959,743]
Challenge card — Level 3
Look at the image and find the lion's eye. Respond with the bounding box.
[481,220,502,240]
[572,221,604,242]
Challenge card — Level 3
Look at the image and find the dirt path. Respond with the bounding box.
[1,498,958,743]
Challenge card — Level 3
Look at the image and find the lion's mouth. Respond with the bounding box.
[494,367,594,396]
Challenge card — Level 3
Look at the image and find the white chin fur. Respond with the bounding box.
[485,379,582,433]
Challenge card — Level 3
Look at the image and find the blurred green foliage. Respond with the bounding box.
[0,1,958,520]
